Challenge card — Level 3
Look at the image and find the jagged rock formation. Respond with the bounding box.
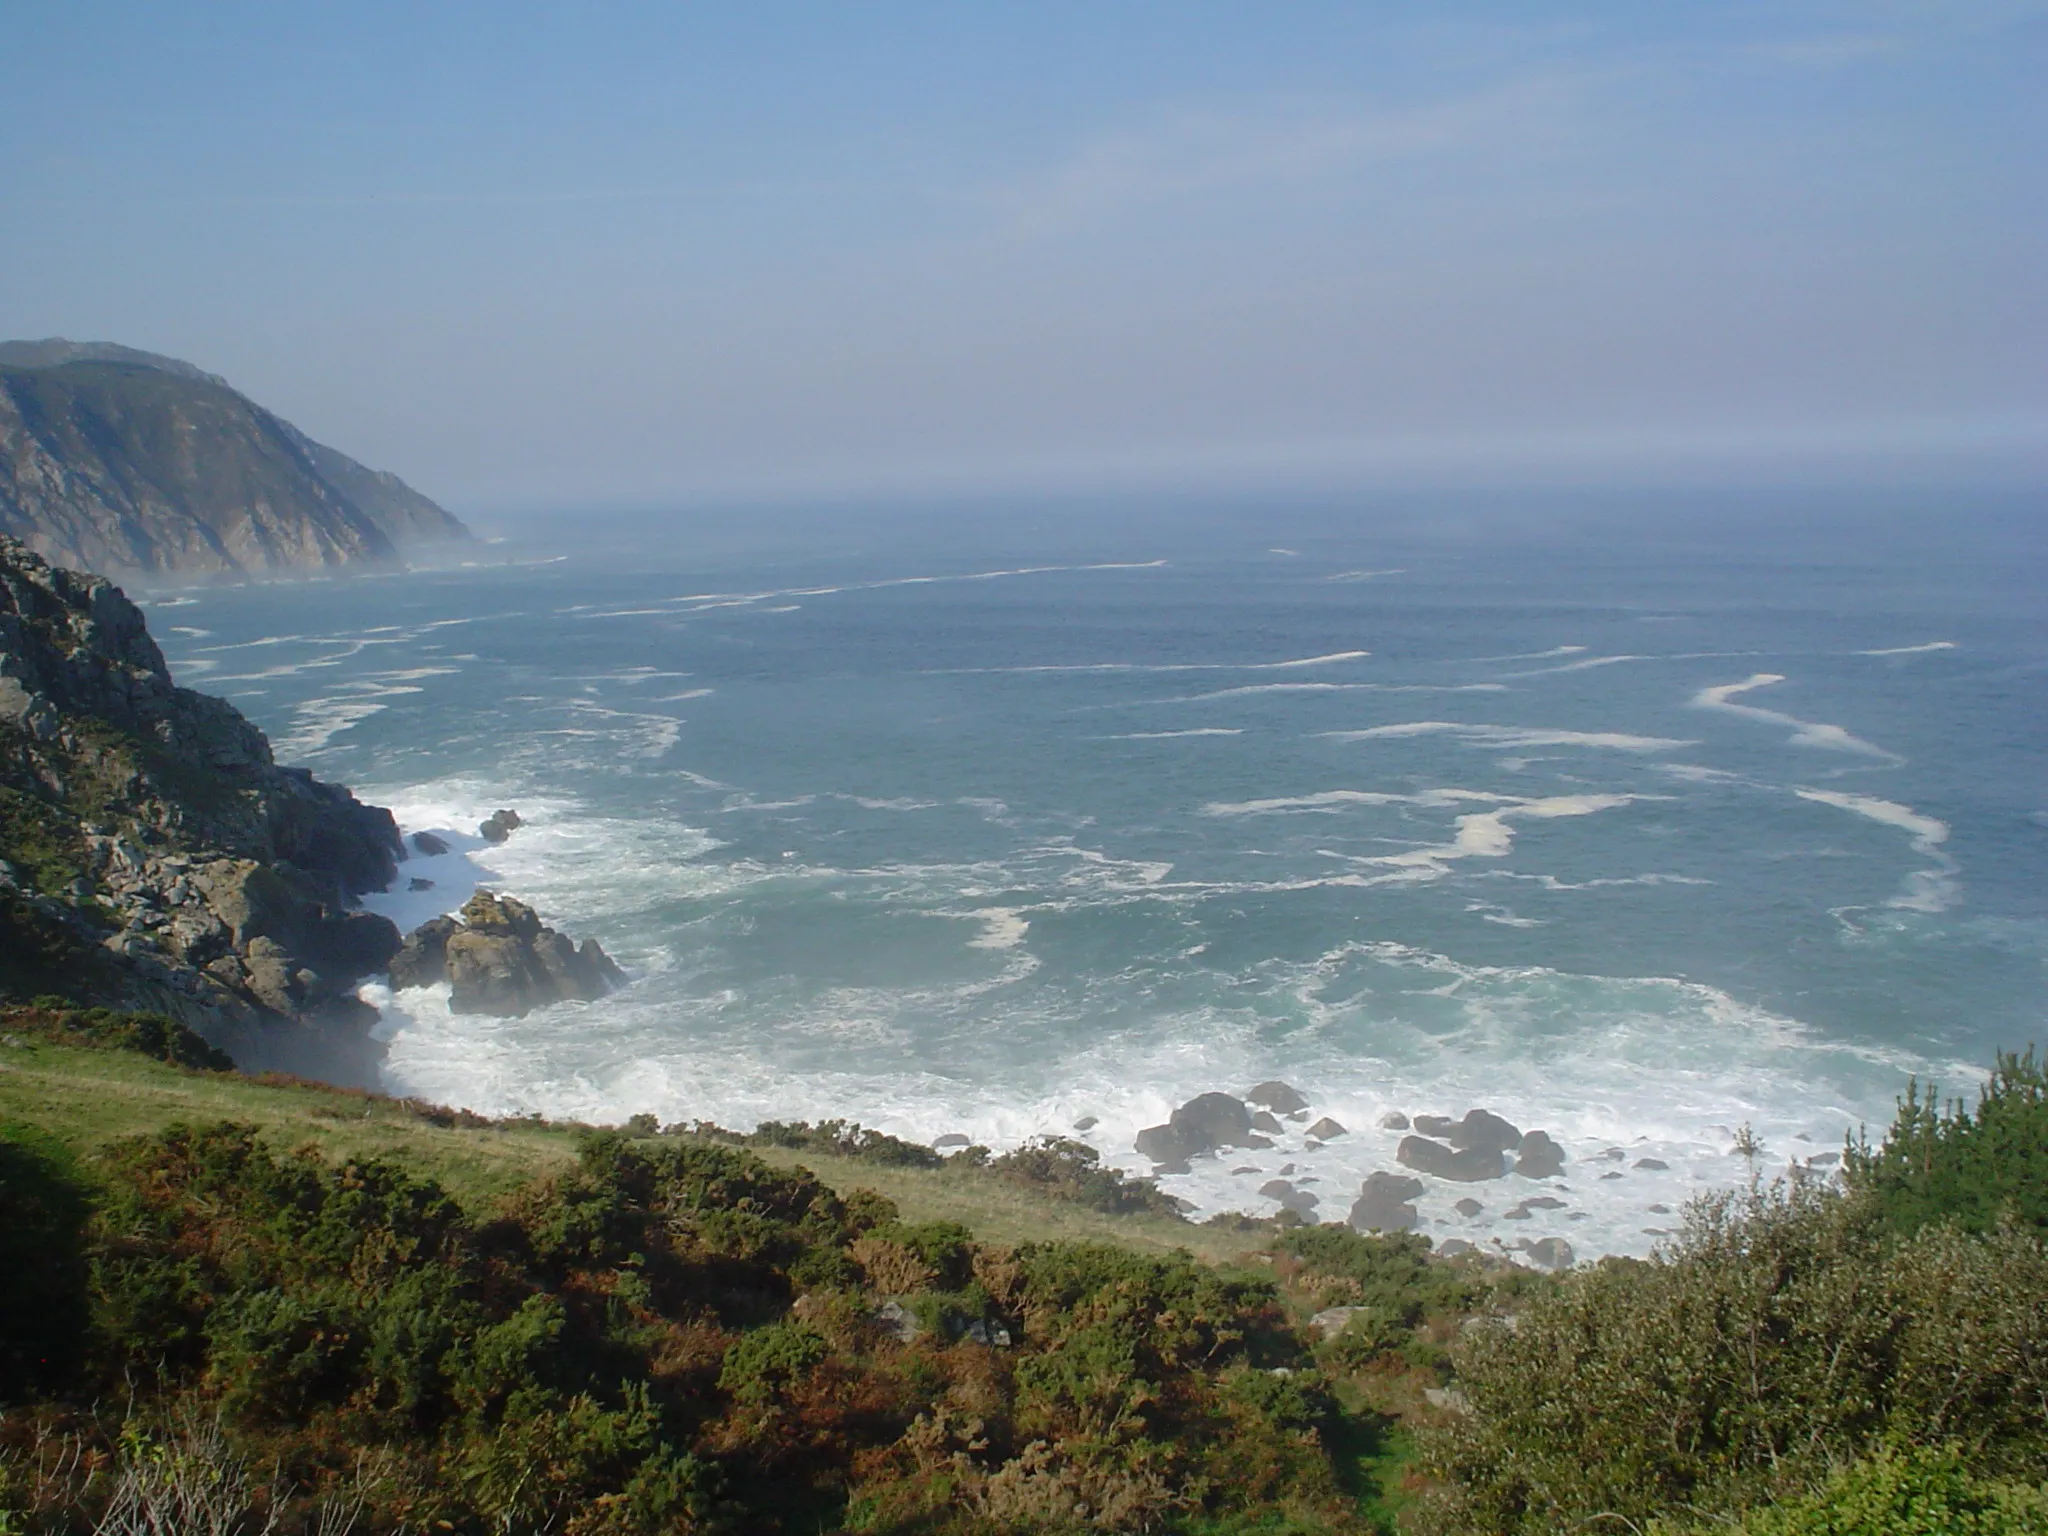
[0,339,470,576]
[0,536,404,1070]
[389,889,624,1017]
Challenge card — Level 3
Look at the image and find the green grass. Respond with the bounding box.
[0,1038,579,1205]
[0,1033,1265,1261]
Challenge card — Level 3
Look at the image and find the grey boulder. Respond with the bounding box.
[1348,1171,1426,1232]
[1397,1135,1508,1182]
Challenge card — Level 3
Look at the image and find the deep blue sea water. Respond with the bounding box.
[144,492,2048,1259]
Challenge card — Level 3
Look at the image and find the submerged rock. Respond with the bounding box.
[479,808,523,844]
[1378,1111,1411,1130]
[411,830,450,856]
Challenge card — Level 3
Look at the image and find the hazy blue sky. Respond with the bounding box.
[4,3,2044,510]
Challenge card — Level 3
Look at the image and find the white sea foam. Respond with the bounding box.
[371,920,1928,1263]
[658,560,1171,614]
[1323,722,1693,752]
[1857,641,1956,657]
[1796,788,1959,912]
[1692,674,1900,760]
[1203,788,1504,816]
[1348,795,1635,881]
[965,908,1031,950]
[1325,569,1406,582]
[1104,728,1245,739]
[1166,681,1506,701]
[937,649,1368,675]
[1506,653,1649,675]
[1459,644,1588,663]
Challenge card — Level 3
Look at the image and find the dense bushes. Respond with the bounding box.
[7,1021,2043,1533]
[1650,1446,2048,1535]
[986,1137,1187,1219]
[7,1000,236,1071]
[0,1119,1381,1534]
[1846,1046,2048,1237]
[1413,1045,2048,1536]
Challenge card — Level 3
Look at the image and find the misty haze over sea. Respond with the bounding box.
[142,492,2048,1261]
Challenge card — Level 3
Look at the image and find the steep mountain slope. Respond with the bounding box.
[0,535,406,1076]
[0,340,470,576]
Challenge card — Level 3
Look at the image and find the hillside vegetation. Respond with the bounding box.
[0,1006,2042,1534]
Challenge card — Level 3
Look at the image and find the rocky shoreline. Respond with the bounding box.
[0,536,624,1080]
[1133,1081,1583,1269]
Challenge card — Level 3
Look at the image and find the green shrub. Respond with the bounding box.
[987,1135,1187,1218]
[1650,1445,2048,1535]
[1416,1180,2048,1535]
[745,1118,944,1168]
[1847,1046,2048,1237]
[717,1321,828,1403]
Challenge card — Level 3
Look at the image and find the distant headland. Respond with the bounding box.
[0,338,470,578]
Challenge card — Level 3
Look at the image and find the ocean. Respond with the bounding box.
[143,491,2048,1262]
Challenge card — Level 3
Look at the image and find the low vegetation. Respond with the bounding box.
[0,1004,2041,1533]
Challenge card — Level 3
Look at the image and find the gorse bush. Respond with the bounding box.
[0,1116,1376,1534]
[986,1136,1187,1219]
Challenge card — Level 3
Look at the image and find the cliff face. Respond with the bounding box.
[0,340,470,578]
[0,535,406,1075]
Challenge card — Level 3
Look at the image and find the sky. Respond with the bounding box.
[3,2,2045,512]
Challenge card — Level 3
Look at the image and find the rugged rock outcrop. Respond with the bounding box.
[1349,1171,1426,1232]
[0,537,404,1069]
[1244,1080,1308,1114]
[478,808,522,844]
[0,341,470,576]
[1134,1091,1261,1171]
[389,889,624,1017]
[1513,1129,1568,1179]
[1397,1135,1509,1182]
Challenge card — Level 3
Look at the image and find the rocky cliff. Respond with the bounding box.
[0,535,407,1076]
[0,339,471,577]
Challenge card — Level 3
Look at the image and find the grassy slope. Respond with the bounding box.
[0,1037,1264,1262]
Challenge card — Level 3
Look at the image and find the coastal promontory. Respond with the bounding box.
[0,338,470,577]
